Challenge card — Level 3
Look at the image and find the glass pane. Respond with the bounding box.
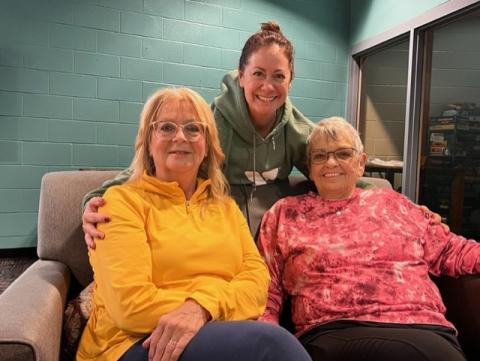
[358,39,409,190]
[419,10,480,239]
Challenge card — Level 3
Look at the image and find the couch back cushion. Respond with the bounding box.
[37,170,120,287]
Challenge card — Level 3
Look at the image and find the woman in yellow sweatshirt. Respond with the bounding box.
[76,87,311,361]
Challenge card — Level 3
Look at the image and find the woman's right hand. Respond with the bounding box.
[142,300,210,361]
[82,197,111,249]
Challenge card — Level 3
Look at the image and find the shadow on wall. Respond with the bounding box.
[260,0,350,48]
[358,39,409,162]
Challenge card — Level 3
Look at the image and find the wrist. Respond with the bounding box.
[186,298,212,322]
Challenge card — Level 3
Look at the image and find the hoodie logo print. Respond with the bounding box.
[244,168,279,185]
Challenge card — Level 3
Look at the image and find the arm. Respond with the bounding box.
[91,187,194,333]
[81,167,132,208]
[291,133,310,179]
[394,193,480,276]
[256,203,287,324]
[190,201,270,321]
[287,105,314,178]
[81,168,132,248]
[422,217,480,277]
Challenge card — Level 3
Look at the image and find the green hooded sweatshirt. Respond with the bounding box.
[212,70,315,185]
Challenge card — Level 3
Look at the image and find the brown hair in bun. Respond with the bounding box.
[238,21,295,79]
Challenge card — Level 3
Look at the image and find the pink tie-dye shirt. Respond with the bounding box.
[258,188,480,336]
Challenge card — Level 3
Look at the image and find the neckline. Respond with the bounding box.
[309,188,360,205]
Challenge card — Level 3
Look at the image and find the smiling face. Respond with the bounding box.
[309,134,366,200]
[239,44,291,133]
[150,99,207,182]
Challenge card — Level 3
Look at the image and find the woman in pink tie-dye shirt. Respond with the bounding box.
[258,117,480,361]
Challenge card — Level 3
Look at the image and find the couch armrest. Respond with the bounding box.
[0,260,70,361]
[435,274,480,360]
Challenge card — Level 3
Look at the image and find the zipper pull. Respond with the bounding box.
[272,135,276,150]
[185,200,190,214]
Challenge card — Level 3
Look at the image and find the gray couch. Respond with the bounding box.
[0,170,479,361]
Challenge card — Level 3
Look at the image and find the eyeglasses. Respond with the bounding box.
[310,148,357,164]
[152,121,206,141]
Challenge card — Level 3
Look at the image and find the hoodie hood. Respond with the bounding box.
[213,70,291,144]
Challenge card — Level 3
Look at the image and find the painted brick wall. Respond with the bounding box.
[350,0,449,45]
[0,0,350,248]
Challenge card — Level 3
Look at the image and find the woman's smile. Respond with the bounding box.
[168,150,191,155]
[255,94,277,103]
[322,172,343,178]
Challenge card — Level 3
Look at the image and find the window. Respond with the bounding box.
[418,10,480,239]
[357,39,409,190]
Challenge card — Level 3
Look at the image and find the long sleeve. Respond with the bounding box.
[420,215,480,277]
[256,203,286,324]
[190,202,270,321]
[81,167,132,208]
[91,186,191,333]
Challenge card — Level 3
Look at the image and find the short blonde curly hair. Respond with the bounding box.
[307,117,364,168]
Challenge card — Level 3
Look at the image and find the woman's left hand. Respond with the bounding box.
[142,299,210,361]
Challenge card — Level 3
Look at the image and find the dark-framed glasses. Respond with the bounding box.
[152,121,206,141]
[310,148,357,164]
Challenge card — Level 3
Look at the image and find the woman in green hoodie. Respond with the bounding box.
[83,21,318,244]
[212,22,314,186]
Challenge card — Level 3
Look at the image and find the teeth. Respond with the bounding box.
[256,95,275,102]
[324,173,341,177]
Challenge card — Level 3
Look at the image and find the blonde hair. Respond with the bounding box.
[307,116,364,167]
[128,87,229,203]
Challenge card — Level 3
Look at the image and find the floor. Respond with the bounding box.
[0,250,37,295]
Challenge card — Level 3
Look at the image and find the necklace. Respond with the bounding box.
[318,191,359,217]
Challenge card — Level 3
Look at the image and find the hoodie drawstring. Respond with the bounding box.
[250,132,257,203]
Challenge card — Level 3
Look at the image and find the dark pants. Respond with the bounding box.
[120,320,312,361]
[299,321,466,361]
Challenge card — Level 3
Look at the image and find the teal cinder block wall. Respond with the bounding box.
[349,0,449,45]
[0,0,350,249]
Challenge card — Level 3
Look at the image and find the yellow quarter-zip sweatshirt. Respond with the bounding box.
[76,172,270,361]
